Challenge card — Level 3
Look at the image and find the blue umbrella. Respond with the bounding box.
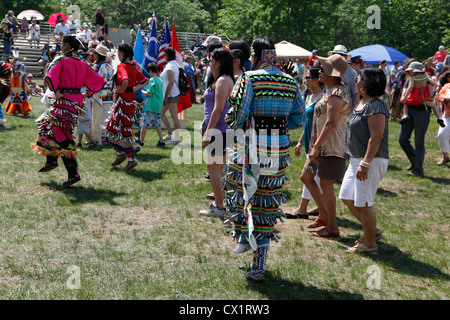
[348,44,409,65]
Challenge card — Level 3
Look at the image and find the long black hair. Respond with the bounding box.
[63,35,80,53]
[251,37,275,70]
[118,42,134,62]
[211,47,234,83]
[231,49,245,72]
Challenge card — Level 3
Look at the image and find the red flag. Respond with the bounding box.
[170,20,192,113]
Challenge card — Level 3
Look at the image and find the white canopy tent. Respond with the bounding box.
[275,41,312,59]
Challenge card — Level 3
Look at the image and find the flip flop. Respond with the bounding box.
[307,209,319,216]
[285,211,309,219]
[307,217,328,229]
[355,230,383,245]
[437,158,450,166]
[311,226,340,237]
[347,243,378,254]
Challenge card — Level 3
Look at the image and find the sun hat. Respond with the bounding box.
[319,54,348,84]
[328,45,350,60]
[93,43,110,57]
[405,61,425,73]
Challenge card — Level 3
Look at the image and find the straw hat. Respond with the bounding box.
[328,44,351,60]
[319,54,348,84]
[405,61,425,73]
[93,43,110,57]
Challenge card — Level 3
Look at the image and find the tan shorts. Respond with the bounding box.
[305,155,347,181]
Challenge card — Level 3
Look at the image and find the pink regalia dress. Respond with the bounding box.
[31,54,105,186]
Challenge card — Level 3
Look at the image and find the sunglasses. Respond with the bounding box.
[305,76,318,79]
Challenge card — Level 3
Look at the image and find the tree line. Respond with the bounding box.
[2,0,449,61]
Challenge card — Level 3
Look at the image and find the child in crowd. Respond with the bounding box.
[400,62,445,127]
[26,74,43,96]
[77,87,97,148]
[140,63,165,147]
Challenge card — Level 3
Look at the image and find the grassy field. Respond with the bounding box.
[0,92,448,301]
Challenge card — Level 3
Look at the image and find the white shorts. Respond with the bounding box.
[338,157,388,208]
[301,174,322,200]
[28,32,40,41]
[77,120,91,135]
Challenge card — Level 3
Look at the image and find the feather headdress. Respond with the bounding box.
[0,63,11,104]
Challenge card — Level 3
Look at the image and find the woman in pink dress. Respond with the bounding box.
[31,36,106,187]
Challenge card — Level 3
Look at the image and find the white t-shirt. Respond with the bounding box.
[160,60,180,98]
[55,23,70,36]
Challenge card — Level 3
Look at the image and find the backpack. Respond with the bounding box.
[178,67,189,96]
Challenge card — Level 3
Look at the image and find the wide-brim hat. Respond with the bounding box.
[328,44,350,60]
[319,54,348,84]
[93,43,110,57]
[405,61,425,73]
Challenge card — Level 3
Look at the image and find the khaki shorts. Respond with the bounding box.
[305,155,347,181]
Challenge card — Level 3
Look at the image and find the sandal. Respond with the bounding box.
[285,211,309,219]
[437,157,450,166]
[312,226,340,238]
[307,209,319,216]
[347,243,378,254]
[307,217,328,229]
[355,230,383,245]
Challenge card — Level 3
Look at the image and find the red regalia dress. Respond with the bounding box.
[105,62,146,149]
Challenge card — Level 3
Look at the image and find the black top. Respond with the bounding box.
[344,98,390,159]
[95,12,105,26]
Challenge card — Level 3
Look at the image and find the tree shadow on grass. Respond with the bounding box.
[376,187,398,197]
[422,174,450,185]
[41,181,126,205]
[246,271,364,300]
[135,152,168,162]
[121,168,166,182]
[387,164,403,171]
[332,237,450,281]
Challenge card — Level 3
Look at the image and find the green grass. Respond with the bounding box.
[0,92,448,300]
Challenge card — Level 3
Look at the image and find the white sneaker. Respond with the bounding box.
[166,140,180,145]
[162,133,172,141]
[199,203,226,218]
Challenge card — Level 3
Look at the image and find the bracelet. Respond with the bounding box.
[359,160,372,168]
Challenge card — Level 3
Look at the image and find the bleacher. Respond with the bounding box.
[1,21,227,78]
[0,22,53,77]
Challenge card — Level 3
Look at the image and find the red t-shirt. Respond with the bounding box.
[117,62,146,101]
[308,55,316,66]
[434,51,447,63]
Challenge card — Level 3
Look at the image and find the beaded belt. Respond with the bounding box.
[253,116,287,135]
[58,88,81,94]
